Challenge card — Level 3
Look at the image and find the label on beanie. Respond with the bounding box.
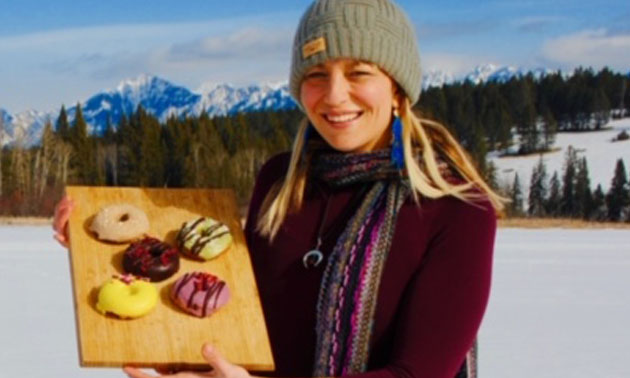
[302,37,326,59]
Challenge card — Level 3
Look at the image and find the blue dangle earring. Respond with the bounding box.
[390,109,405,170]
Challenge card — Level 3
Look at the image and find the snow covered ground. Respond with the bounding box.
[489,118,630,193]
[1,226,629,378]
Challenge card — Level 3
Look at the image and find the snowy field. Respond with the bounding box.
[489,118,630,192]
[1,226,629,378]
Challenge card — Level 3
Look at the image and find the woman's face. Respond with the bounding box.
[300,58,399,153]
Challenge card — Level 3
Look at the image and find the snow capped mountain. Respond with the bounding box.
[195,82,296,116]
[0,108,11,128]
[422,64,558,88]
[0,108,49,146]
[0,108,13,144]
[422,69,456,89]
[65,74,202,135]
[464,63,503,85]
[0,64,562,146]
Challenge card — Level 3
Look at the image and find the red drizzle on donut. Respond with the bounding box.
[123,237,180,282]
[172,272,227,317]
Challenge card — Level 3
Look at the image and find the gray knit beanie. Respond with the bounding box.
[289,0,422,107]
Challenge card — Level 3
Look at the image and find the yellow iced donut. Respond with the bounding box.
[96,274,158,319]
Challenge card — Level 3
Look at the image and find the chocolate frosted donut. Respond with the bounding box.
[122,237,180,282]
[176,217,233,261]
[170,271,230,317]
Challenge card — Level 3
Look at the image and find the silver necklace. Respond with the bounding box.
[302,193,331,269]
[302,184,369,269]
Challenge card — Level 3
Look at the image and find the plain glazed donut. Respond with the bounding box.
[90,203,149,243]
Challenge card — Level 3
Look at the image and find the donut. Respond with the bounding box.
[96,274,158,319]
[122,237,180,282]
[170,271,230,317]
[90,203,149,243]
[176,217,233,261]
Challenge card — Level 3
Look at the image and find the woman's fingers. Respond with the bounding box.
[52,195,74,247]
[155,366,175,375]
[53,196,74,232]
[53,233,69,248]
[201,344,250,378]
[124,366,161,378]
[124,366,212,378]
[201,344,231,376]
[122,344,240,378]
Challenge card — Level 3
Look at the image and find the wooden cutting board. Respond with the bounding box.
[65,186,274,371]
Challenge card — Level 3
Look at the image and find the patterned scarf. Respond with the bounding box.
[309,148,409,376]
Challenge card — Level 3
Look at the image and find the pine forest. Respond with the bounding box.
[1,67,629,222]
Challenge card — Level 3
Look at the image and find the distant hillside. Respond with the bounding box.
[490,118,630,193]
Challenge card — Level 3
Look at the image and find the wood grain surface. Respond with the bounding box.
[65,186,274,370]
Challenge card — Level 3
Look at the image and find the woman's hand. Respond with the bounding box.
[123,343,251,378]
[53,195,74,248]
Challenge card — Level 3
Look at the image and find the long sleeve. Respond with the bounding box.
[353,198,497,378]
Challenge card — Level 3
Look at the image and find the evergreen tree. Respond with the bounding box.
[117,113,141,186]
[496,109,513,152]
[590,184,607,221]
[528,156,548,217]
[560,146,578,217]
[606,159,629,221]
[541,108,557,151]
[72,103,88,142]
[266,112,291,153]
[139,107,164,187]
[511,77,539,154]
[56,105,70,140]
[592,88,611,129]
[70,103,96,184]
[575,157,593,219]
[546,171,561,217]
[509,173,524,217]
[469,123,488,175]
[418,87,448,124]
[545,171,562,217]
[162,115,190,187]
[484,160,499,191]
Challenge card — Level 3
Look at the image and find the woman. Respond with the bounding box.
[55,1,504,377]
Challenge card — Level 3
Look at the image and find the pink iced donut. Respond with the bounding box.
[170,271,230,317]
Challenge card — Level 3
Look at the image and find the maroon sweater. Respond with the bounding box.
[245,153,497,378]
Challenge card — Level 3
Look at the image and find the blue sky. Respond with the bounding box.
[1,0,629,112]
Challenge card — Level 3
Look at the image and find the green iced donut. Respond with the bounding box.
[176,217,233,261]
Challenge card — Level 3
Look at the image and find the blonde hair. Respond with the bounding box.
[256,97,506,240]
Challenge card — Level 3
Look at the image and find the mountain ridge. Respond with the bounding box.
[0,64,565,146]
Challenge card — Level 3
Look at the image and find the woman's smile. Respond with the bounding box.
[322,111,364,127]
